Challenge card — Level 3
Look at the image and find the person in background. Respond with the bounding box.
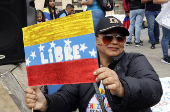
[141,0,161,49]
[125,0,145,47]
[55,9,59,18]
[122,0,137,44]
[36,10,46,24]
[25,16,162,112]
[58,4,74,18]
[122,0,130,17]
[79,0,105,30]
[42,0,58,21]
[153,0,170,64]
[56,8,60,14]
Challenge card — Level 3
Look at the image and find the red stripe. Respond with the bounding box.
[27,59,98,86]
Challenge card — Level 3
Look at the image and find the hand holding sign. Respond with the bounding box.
[25,86,48,111]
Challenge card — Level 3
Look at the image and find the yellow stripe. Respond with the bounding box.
[42,8,54,13]
[23,11,94,47]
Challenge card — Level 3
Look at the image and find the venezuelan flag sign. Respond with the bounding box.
[23,11,98,86]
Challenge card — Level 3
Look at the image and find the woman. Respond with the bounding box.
[42,0,58,21]
[25,16,162,112]
[153,0,170,64]
[79,0,105,30]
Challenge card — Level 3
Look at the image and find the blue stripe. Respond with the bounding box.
[24,33,97,66]
[43,12,52,20]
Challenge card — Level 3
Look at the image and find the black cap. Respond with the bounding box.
[95,16,129,36]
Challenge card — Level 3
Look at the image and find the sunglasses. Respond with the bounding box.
[102,34,125,44]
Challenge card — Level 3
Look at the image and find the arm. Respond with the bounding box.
[79,0,94,6]
[44,84,79,112]
[153,0,169,4]
[122,0,130,12]
[141,0,153,3]
[117,55,163,109]
[94,54,162,110]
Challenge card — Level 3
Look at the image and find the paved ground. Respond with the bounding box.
[124,27,170,78]
[0,28,169,112]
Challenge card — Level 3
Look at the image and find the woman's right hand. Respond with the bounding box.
[25,86,49,112]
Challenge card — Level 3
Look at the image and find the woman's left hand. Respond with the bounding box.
[93,67,125,98]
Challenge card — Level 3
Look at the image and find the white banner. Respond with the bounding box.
[151,77,170,112]
[156,1,170,30]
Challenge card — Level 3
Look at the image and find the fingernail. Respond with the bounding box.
[93,71,97,75]
[33,92,35,94]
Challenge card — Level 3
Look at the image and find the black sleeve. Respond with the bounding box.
[111,55,163,110]
[44,84,79,112]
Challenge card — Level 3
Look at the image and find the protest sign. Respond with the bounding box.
[23,11,98,86]
[151,77,170,112]
[156,1,170,30]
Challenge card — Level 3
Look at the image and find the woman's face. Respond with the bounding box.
[49,0,55,8]
[95,30,126,58]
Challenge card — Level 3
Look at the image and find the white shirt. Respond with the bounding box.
[86,81,113,112]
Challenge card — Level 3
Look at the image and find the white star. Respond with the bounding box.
[26,57,31,66]
[79,43,88,52]
[89,49,97,57]
[50,41,56,48]
[38,44,45,52]
[30,51,36,59]
[64,39,72,47]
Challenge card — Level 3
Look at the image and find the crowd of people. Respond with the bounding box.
[25,0,169,112]
[122,0,170,64]
[36,0,105,30]
[36,0,75,23]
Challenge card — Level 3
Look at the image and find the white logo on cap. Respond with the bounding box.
[109,18,119,24]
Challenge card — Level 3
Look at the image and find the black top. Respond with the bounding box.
[126,0,145,10]
[58,9,68,17]
[146,1,161,11]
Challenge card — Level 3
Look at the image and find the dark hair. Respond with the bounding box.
[44,0,57,19]
[36,10,46,22]
[66,4,74,9]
